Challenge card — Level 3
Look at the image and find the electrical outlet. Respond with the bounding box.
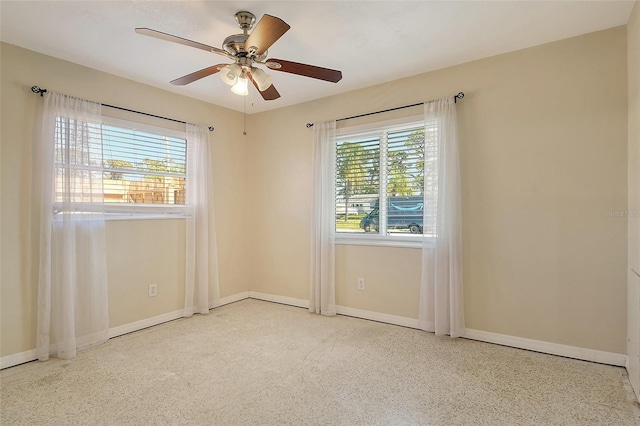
[357,278,366,291]
[148,284,157,298]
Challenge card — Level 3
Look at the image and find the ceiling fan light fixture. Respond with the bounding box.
[231,72,249,96]
[220,63,242,86]
[251,68,274,91]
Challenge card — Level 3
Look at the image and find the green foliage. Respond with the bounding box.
[143,158,168,172]
[335,128,426,220]
[336,142,379,196]
[170,162,185,175]
[386,128,426,196]
[103,157,186,181]
[406,129,426,193]
[104,159,133,180]
[387,150,412,196]
[336,141,378,220]
[337,142,366,196]
[335,214,366,231]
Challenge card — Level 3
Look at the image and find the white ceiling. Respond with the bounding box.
[1,1,635,114]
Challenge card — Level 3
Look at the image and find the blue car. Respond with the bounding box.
[359,196,424,234]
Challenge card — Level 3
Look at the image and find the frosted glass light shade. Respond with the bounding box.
[251,68,274,91]
[231,75,249,96]
[220,64,242,86]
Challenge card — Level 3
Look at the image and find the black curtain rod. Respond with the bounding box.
[31,86,214,131]
[305,92,464,128]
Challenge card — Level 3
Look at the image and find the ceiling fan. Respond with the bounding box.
[135,11,343,101]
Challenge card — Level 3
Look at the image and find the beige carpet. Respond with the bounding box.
[1,299,639,425]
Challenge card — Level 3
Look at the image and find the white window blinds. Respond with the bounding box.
[335,133,380,226]
[335,119,438,237]
[54,117,187,215]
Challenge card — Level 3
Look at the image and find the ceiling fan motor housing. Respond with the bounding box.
[222,34,249,55]
[223,34,268,62]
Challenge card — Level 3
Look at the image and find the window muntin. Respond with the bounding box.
[54,117,187,216]
[335,119,437,239]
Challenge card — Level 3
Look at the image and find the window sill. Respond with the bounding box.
[335,233,434,249]
[104,213,187,221]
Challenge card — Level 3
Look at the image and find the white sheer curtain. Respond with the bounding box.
[36,92,109,361]
[419,97,465,337]
[184,123,219,317]
[310,121,337,315]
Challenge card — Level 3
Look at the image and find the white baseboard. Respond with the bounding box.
[336,305,421,329]
[212,291,250,308]
[463,328,627,367]
[246,292,420,329]
[244,294,626,367]
[1,311,188,369]
[0,349,37,370]
[108,309,184,339]
[1,293,627,370]
[1,291,251,370]
[248,291,308,308]
[110,291,250,339]
[626,354,630,370]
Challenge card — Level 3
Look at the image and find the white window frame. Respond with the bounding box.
[54,116,189,220]
[103,117,188,219]
[334,114,435,248]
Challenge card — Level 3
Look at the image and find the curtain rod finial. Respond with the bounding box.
[208,126,214,131]
[306,123,314,128]
[31,86,47,96]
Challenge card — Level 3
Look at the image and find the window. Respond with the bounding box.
[54,116,187,216]
[335,117,438,243]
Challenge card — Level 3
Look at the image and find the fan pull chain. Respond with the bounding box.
[243,94,247,136]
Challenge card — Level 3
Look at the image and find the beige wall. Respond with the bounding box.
[0,43,250,356]
[248,27,628,354]
[0,25,631,360]
[627,0,640,400]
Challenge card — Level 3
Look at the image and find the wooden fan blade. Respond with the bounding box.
[244,15,290,56]
[247,72,281,100]
[170,64,227,86]
[135,28,229,57]
[265,59,342,83]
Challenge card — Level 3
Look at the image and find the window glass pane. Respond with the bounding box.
[334,119,438,240]
[335,135,380,233]
[102,172,185,204]
[54,117,187,213]
[386,127,425,235]
[102,125,186,206]
[54,117,105,204]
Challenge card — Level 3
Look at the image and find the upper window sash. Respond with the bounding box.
[53,116,188,218]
